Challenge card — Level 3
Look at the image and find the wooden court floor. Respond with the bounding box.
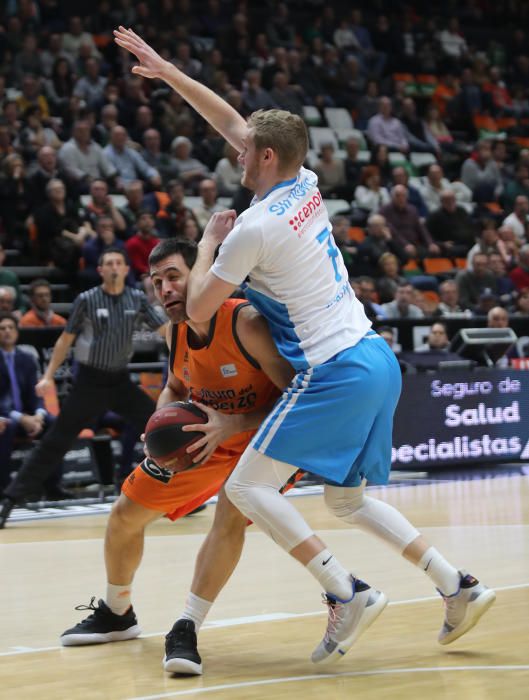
[1,474,528,699]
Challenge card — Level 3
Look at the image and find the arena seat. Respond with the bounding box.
[309,126,339,152]
[334,127,367,149]
[9,266,67,281]
[325,200,350,217]
[410,152,438,169]
[422,257,455,275]
[302,105,322,126]
[324,107,354,130]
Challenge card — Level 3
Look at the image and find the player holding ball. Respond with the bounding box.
[61,238,297,675]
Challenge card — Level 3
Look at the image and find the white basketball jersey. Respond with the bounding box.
[211,167,371,369]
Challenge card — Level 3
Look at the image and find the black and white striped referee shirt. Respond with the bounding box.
[65,286,165,371]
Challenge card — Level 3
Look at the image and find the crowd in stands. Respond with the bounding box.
[0,0,528,342]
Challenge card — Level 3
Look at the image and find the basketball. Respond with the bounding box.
[144,401,208,472]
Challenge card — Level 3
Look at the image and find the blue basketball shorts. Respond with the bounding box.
[251,331,402,486]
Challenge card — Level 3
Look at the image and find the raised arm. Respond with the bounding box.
[113,27,248,153]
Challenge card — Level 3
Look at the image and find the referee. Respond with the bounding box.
[0,247,165,526]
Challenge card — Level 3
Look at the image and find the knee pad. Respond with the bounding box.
[324,484,366,521]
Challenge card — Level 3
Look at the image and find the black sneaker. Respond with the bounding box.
[0,496,15,529]
[163,619,203,675]
[61,597,141,646]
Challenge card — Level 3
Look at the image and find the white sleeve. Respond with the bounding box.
[211,218,264,286]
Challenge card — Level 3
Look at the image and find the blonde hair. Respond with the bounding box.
[247,109,308,173]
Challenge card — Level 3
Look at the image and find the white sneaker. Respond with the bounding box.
[311,576,388,664]
[438,571,496,645]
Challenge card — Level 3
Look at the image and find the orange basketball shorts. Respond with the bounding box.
[122,447,304,522]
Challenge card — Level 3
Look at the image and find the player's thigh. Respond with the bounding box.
[109,492,163,531]
[212,486,248,533]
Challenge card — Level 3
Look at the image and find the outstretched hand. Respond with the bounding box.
[113,26,168,80]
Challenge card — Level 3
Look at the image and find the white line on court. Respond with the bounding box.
[2,581,528,658]
[128,665,529,700]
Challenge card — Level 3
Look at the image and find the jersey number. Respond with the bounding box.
[316,228,342,282]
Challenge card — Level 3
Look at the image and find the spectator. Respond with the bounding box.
[367,97,409,153]
[241,70,276,113]
[0,246,22,311]
[45,57,75,118]
[26,146,66,210]
[125,211,160,280]
[12,34,43,84]
[62,16,100,61]
[192,178,225,232]
[426,190,476,257]
[16,75,50,120]
[94,103,120,147]
[376,252,407,304]
[73,57,107,110]
[400,98,439,155]
[41,34,71,79]
[343,137,363,195]
[438,17,468,60]
[415,322,450,353]
[377,325,398,351]
[353,165,390,216]
[119,180,158,237]
[58,120,117,194]
[391,166,428,219]
[461,140,503,202]
[104,126,161,191]
[314,143,347,198]
[16,106,62,161]
[511,287,529,317]
[418,164,454,213]
[466,225,511,270]
[0,313,56,494]
[353,276,386,322]
[456,252,498,309]
[0,287,21,321]
[80,178,127,236]
[370,143,393,186]
[502,165,529,211]
[489,252,516,303]
[34,178,93,271]
[330,215,358,274]
[509,244,529,291]
[433,279,473,318]
[424,105,454,148]
[170,136,209,193]
[182,216,201,243]
[141,129,179,185]
[502,195,529,243]
[357,213,406,276]
[381,185,440,258]
[382,282,424,318]
[19,279,67,328]
[269,71,304,116]
[214,143,243,198]
[0,154,32,248]
[80,216,133,289]
[356,79,379,129]
[156,180,196,238]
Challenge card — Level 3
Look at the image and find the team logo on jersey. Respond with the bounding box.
[96,308,109,318]
[220,363,238,378]
[140,457,173,484]
[288,191,324,235]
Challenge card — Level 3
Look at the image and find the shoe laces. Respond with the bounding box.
[166,622,195,646]
[73,596,100,621]
[322,594,342,641]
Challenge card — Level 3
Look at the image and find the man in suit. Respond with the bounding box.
[0,313,58,495]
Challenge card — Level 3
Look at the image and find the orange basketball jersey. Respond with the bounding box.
[170,299,280,454]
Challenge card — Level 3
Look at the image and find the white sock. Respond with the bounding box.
[306,549,354,601]
[418,547,460,596]
[106,583,132,615]
[180,592,212,632]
